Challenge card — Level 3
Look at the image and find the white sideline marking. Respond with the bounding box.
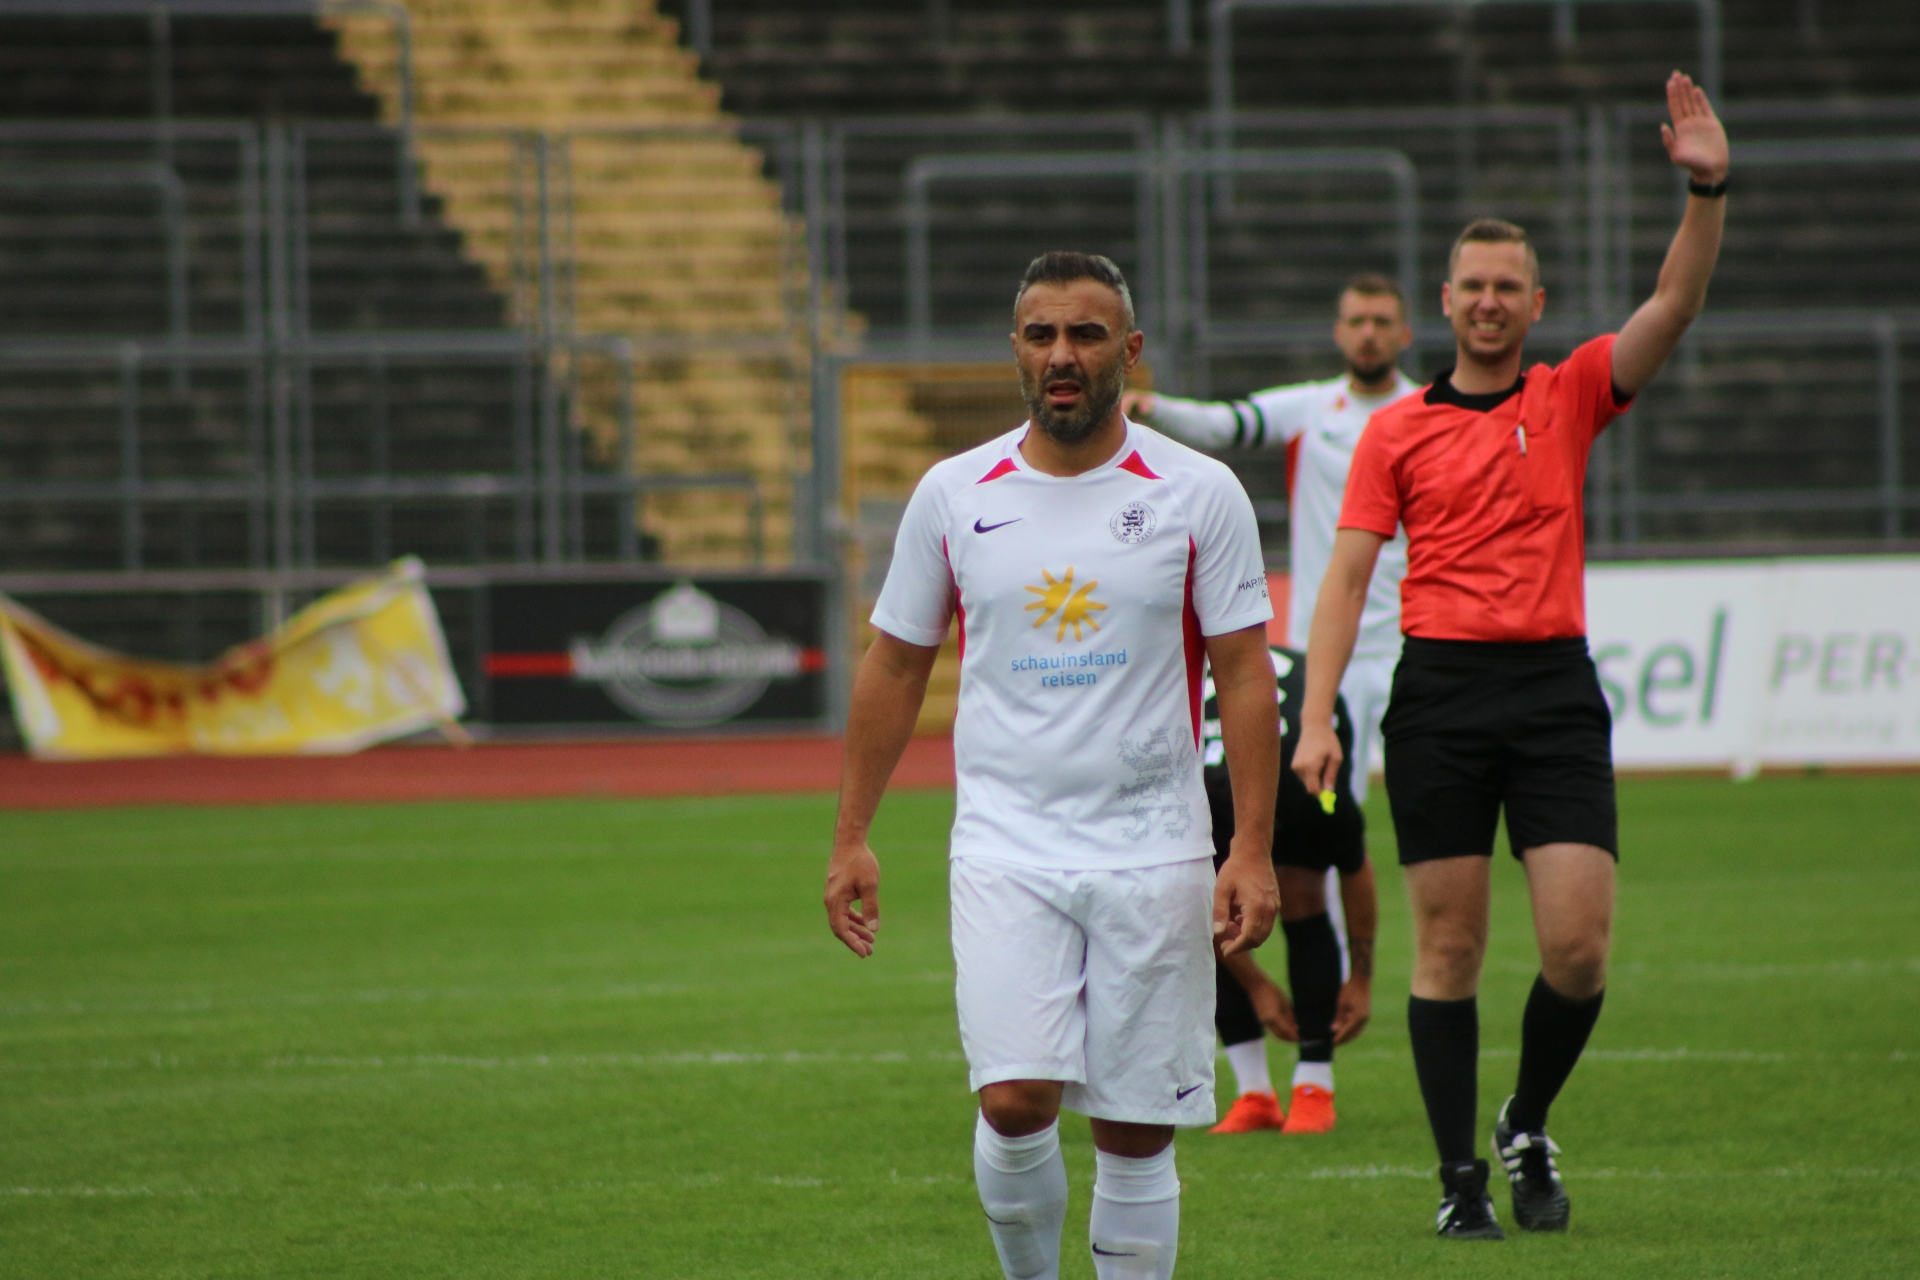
[5,1047,1912,1074]
[1508,958,1920,980]
[0,981,697,1019]
[3,959,1907,1021]
[7,1167,1914,1201]
[1253,1047,1905,1065]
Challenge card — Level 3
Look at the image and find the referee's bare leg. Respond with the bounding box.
[1405,843,1614,1144]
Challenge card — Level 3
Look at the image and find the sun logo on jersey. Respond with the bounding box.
[1024,567,1107,642]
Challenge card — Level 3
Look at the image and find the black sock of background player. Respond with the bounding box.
[1508,975,1605,1134]
[1408,995,1479,1164]
[1283,914,1341,1064]
[1213,957,1264,1048]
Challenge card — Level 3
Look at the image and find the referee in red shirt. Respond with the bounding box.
[1294,72,1729,1241]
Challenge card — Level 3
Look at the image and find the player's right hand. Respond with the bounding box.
[1119,390,1155,420]
[1248,976,1299,1043]
[824,842,882,958]
[1292,719,1344,796]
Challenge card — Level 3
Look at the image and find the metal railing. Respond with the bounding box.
[0,162,189,354]
[1209,0,1722,155]
[3,88,1918,582]
[0,117,785,578]
[901,144,1419,366]
[1592,311,1914,550]
[0,0,421,224]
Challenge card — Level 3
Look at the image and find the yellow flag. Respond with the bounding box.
[0,557,465,759]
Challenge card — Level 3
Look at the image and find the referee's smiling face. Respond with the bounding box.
[1443,242,1547,368]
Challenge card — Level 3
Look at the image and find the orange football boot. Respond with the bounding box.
[1280,1084,1336,1134]
[1209,1090,1286,1134]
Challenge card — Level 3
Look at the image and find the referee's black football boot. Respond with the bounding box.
[1435,1158,1505,1240]
[1493,1096,1571,1232]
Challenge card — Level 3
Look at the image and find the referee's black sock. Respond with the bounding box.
[1509,974,1605,1134]
[1283,914,1341,1065]
[1408,995,1479,1164]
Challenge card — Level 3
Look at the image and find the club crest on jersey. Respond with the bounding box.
[1024,566,1106,642]
[1109,500,1156,544]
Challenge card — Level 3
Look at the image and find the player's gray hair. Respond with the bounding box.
[1013,251,1137,331]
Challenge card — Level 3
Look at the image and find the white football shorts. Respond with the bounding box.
[950,854,1217,1128]
[1340,649,1399,804]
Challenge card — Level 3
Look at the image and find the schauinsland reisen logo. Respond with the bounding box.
[1024,567,1106,641]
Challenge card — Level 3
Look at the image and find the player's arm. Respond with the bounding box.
[824,631,939,957]
[1223,950,1299,1042]
[1206,624,1282,956]
[1122,386,1310,451]
[1294,528,1386,794]
[1332,858,1378,1044]
[1611,72,1730,396]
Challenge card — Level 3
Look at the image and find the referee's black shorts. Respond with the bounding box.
[1383,636,1618,865]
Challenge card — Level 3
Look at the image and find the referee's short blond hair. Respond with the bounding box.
[1449,218,1540,286]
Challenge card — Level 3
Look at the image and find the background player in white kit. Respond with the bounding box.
[825,252,1282,1280]
[1122,275,1418,1118]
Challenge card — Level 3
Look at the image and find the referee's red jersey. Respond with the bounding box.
[1339,335,1630,642]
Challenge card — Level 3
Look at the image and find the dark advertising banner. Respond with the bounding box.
[484,576,830,729]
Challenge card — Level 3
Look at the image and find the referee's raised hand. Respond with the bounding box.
[1659,70,1729,185]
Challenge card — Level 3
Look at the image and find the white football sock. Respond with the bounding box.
[973,1112,1068,1280]
[1223,1039,1271,1097]
[1089,1146,1180,1280]
[1291,1060,1335,1092]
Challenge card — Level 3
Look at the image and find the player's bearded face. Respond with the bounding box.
[1021,344,1128,445]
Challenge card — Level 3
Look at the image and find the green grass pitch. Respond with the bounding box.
[1,774,1916,1278]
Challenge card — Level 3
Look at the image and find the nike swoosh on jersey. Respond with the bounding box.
[973,517,1022,533]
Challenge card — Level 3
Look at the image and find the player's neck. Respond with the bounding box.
[1018,412,1129,477]
[1448,346,1525,395]
[1347,369,1401,399]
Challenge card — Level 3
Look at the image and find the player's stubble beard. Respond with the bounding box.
[1020,349,1128,446]
[1346,356,1396,392]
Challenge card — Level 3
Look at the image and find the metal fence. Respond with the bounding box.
[803,98,1919,561]
[0,119,789,587]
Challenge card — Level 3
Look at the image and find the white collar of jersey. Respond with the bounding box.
[1004,417,1143,479]
[1347,370,1421,402]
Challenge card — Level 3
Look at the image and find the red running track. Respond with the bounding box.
[0,735,956,810]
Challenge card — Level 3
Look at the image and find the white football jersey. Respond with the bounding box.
[1145,371,1421,657]
[872,421,1272,871]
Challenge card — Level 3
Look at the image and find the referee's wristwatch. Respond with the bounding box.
[1687,174,1730,198]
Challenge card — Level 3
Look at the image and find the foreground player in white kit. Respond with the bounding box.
[826,251,1281,1280]
[1122,275,1418,1122]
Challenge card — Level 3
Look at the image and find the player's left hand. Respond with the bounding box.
[824,841,882,958]
[1660,70,1728,184]
[1213,845,1280,956]
[1331,977,1372,1045]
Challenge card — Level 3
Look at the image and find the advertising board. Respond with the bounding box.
[483,575,830,730]
[1588,557,1920,771]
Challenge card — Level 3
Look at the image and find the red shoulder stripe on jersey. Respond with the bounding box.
[943,535,965,665]
[976,457,1018,484]
[1118,450,1162,480]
